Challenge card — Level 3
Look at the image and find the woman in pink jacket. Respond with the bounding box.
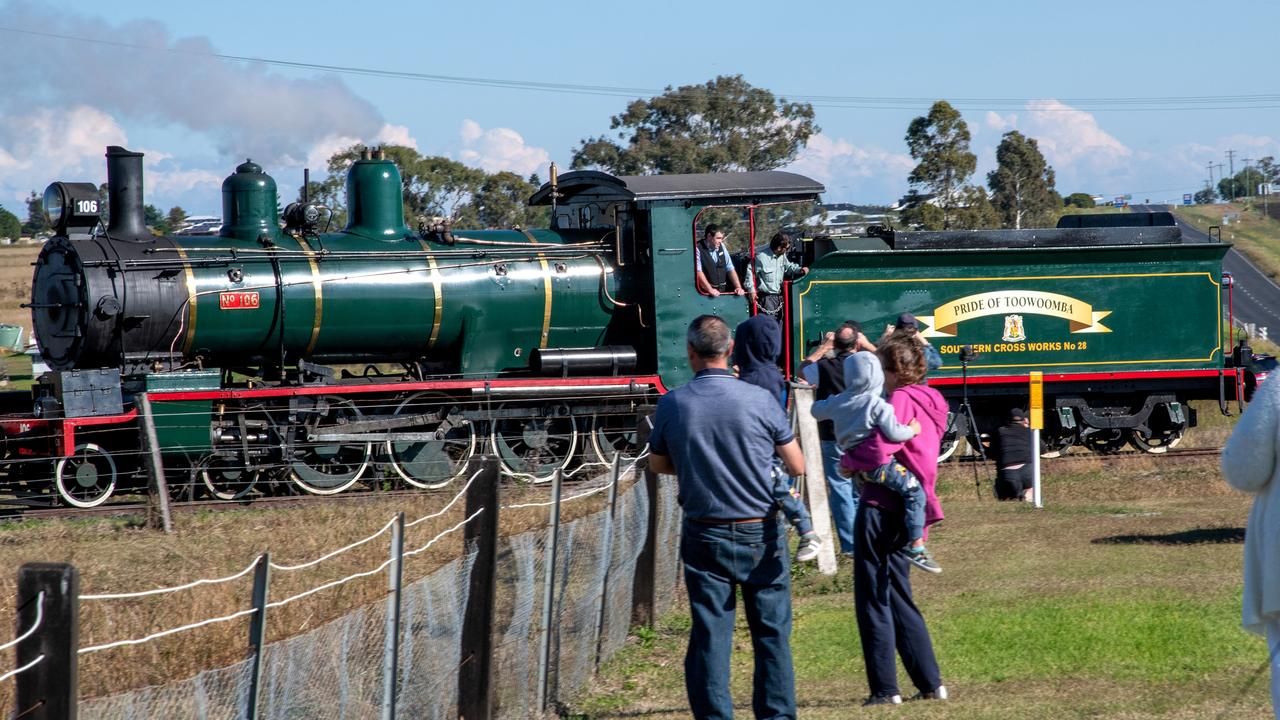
[851,336,949,706]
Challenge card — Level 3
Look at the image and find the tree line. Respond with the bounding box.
[9,75,1258,242]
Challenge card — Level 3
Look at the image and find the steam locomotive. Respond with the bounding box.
[0,145,1252,507]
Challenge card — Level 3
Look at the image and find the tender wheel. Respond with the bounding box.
[1082,429,1130,455]
[196,453,260,500]
[1039,432,1075,459]
[385,392,477,489]
[589,413,639,465]
[937,432,961,463]
[1129,427,1185,454]
[286,397,372,495]
[54,443,117,508]
[491,405,578,483]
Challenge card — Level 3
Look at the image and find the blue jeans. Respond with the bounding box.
[821,440,857,553]
[864,460,925,543]
[682,518,796,719]
[771,463,813,536]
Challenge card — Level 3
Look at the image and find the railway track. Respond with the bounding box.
[0,461,627,521]
[950,446,1222,465]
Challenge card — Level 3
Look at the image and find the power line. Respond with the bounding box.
[1,24,1279,112]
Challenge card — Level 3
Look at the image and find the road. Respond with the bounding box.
[1130,205,1280,334]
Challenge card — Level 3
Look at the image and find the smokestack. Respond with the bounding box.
[105,146,148,240]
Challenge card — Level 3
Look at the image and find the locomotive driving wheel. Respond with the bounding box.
[54,443,117,508]
[195,452,260,500]
[588,413,639,465]
[491,404,578,483]
[385,392,477,489]
[284,397,372,495]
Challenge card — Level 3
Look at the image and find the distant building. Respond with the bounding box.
[174,216,222,235]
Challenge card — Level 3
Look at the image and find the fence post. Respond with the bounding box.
[631,410,660,627]
[16,563,79,720]
[381,512,405,720]
[136,393,173,533]
[594,452,624,673]
[535,467,564,714]
[458,456,499,720]
[246,553,270,720]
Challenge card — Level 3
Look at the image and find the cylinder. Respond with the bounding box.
[105,146,148,241]
[531,346,638,377]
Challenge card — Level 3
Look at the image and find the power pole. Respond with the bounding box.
[1216,163,1226,199]
[1244,158,1255,198]
[1227,150,1237,201]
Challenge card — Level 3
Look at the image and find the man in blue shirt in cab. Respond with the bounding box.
[648,314,806,720]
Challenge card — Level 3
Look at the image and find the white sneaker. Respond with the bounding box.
[795,532,821,562]
[911,684,948,701]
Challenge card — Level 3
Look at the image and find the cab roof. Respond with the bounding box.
[528,170,824,207]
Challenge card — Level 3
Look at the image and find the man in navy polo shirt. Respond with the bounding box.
[648,315,805,720]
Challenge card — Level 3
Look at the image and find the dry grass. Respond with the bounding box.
[0,243,38,333]
[0,471,628,706]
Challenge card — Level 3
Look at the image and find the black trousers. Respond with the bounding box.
[853,502,942,698]
[995,465,1032,500]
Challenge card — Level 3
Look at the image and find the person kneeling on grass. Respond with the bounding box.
[811,351,940,573]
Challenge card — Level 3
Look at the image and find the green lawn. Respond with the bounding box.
[568,457,1273,718]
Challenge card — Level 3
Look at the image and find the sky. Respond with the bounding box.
[0,0,1277,217]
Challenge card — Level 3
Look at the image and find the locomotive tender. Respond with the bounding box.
[0,145,1250,507]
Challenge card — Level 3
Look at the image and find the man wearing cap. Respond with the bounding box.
[991,408,1034,501]
[648,314,805,719]
[884,313,943,376]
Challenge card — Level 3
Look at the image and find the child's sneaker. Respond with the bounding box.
[795,532,821,562]
[905,546,942,574]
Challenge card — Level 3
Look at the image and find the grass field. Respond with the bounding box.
[568,453,1272,719]
[0,243,38,332]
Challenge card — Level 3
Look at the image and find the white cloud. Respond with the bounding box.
[148,167,223,197]
[0,105,127,205]
[982,99,1133,193]
[457,119,550,176]
[785,133,915,203]
[298,124,422,172]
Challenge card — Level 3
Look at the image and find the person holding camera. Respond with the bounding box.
[991,408,1034,501]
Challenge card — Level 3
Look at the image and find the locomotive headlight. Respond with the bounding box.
[42,182,101,235]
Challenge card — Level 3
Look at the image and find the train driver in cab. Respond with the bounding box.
[746,232,809,317]
[695,224,747,297]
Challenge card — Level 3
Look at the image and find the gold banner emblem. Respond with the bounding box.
[918,290,1111,337]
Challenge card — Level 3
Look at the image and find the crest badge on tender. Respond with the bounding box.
[1003,314,1027,342]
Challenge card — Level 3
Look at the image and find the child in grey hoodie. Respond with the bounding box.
[810,352,940,573]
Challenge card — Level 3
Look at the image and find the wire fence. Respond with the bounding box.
[2,452,683,719]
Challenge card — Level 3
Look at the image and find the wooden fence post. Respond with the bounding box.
[136,394,173,533]
[16,562,79,720]
[535,468,564,714]
[457,456,499,720]
[246,553,270,720]
[631,410,660,627]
